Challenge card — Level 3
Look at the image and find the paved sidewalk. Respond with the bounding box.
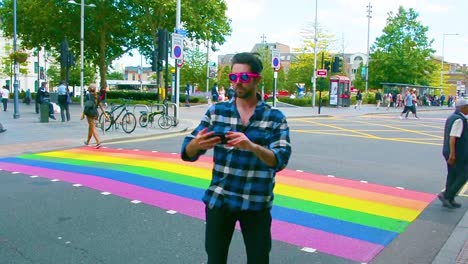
[0,100,465,262]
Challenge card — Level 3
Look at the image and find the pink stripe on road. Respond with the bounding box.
[271,221,383,262]
[0,162,382,262]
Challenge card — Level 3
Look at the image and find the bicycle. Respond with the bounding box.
[139,100,172,129]
[98,100,136,133]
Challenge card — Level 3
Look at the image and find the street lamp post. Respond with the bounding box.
[12,0,20,119]
[365,2,372,94]
[68,0,95,109]
[440,33,459,89]
[312,0,318,108]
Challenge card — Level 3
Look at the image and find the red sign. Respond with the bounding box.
[317,69,327,77]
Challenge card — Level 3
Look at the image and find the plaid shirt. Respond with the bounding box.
[181,95,291,211]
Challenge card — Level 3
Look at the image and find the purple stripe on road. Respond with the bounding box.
[0,162,383,262]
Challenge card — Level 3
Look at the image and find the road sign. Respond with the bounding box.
[271,49,280,70]
[317,69,328,77]
[171,33,184,60]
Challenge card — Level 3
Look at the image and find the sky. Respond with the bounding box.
[115,0,467,68]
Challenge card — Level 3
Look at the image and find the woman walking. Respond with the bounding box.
[81,84,107,148]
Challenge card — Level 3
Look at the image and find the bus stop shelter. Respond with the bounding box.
[381,83,442,97]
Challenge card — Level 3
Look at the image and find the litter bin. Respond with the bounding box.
[40,99,49,123]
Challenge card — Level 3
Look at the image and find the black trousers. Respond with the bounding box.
[2,98,7,111]
[205,206,272,264]
[444,161,468,201]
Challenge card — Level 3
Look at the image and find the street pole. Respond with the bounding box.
[206,40,210,103]
[365,2,372,94]
[440,33,459,89]
[69,0,95,108]
[312,0,318,108]
[175,0,181,119]
[13,0,20,119]
[79,0,85,109]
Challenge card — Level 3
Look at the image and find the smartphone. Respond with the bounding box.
[212,132,228,144]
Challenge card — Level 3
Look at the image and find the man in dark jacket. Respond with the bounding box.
[438,99,468,208]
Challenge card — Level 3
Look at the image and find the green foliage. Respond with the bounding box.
[0,0,232,91]
[353,64,365,90]
[369,6,436,88]
[180,47,208,90]
[218,65,231,89]
[107,71,124,80]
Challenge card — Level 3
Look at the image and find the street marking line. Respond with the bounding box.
[166,210,177,214]
[30,175,38,178]
[351,120,443,139]
[459,183,468,197]
[131,200,142,204]
[297,119,381,139]
[72,184,82,187]
[301,247,317,253]
[101,192,111,195]
[11,171,19,174]
[50,179,60,182]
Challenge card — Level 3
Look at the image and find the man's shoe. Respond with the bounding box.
[438,193,455,209]
[0,129,6,133]
[450,200,462,208]
[49,115,56,120]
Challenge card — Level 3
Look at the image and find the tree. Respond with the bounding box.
[180,46,208,93]
[107,71,125,80]
[287,22,336,94]
[0,0,232,91]
[368,6,436,88]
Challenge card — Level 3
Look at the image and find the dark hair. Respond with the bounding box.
[231,52,263,74]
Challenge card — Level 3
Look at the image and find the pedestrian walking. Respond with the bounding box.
[226,84,235,101]
[185,82,191,107]
[386,93,392,110]
[1,85,9,111]
[438,99,468,209]
[57,80,71,122]
[81,84,108,149]
[375,90,382,110]
[399,89,418,119]
[211,82,219,103]
[354,91,362,109]
[181,52,292,264]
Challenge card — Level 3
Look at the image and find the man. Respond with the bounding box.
[185,82,191,107]
[181,52,291,263]
[375,90,382,110]
[36,82,56,120]
[211,82,219,103]
[226,84,235,101]
[57,80,70,122]
[399,89,418,119]
[1,85,9,111]
[438,99,468,209]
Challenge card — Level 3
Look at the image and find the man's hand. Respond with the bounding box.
[448,155,456,166]
[185,128,221,158]
[224,131,254,151]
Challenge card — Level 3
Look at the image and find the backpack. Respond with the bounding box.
[83,95,97,117]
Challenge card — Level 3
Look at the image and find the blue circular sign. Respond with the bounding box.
[174,46,182,58]
[273,57,279,67]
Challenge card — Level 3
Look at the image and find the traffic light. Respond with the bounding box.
[324,61,331,71]
[151,50,158,72]
[68,53,75,67]
[157,28,168,62]
[332,56,342,73]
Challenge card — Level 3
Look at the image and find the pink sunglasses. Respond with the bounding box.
[228,72,261,83]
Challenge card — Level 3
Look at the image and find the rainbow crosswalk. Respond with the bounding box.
[0,147,436,262]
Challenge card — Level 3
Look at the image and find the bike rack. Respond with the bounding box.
[133,104,149,116]
[166,102,179,126]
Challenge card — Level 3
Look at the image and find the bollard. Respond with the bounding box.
[40,102,49,123]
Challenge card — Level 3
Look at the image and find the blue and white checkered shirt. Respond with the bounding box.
[181,95,291,211]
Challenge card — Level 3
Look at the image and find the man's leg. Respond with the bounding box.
[205,206,237,264]
[239,208,272,264]
[59,103,65,122]
[444,162,468,201]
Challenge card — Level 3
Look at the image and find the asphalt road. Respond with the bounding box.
[0,110,465,264]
